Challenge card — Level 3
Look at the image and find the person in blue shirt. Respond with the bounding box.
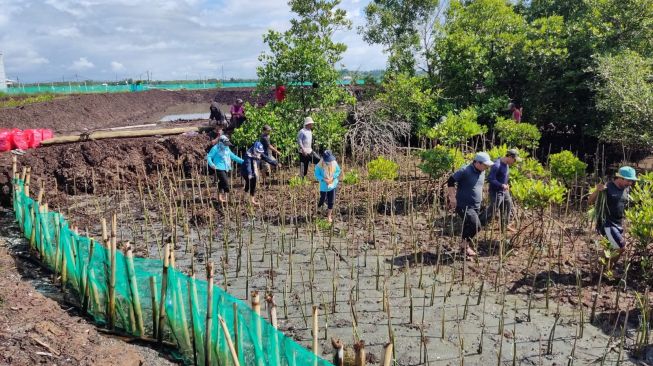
[206,135,243,203]
[314,150,341,223]
[484,149,521,233]
[241,141,278,206]
[446,152,494,257]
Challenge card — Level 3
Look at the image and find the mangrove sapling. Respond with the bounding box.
[545,312,560,355]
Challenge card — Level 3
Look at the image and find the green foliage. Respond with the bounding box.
[254,0,353,154]
[360,0,440,75]
[421,107,487,146]
[511,157,549,183]
[626,172,653,249]
[595,51,653,151]
[0,93,56,108]
[494,118,541,149]
[341,169,360,185]
[376,73,442,134]
[367,156,399,181]
[511,178,567,209]
[487,144,508,160]
[289,175,310,188]
[548,150,587,184]
[418,146,465,178]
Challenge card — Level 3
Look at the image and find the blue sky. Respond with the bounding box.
[0,0,386,83]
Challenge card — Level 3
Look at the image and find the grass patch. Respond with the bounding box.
[0,93,58,109]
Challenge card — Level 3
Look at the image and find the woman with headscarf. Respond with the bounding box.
[314,150,341,223]
[206,135,243,203]
[241,141,278,206]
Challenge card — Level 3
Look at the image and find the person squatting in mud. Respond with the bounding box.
[588,166,639,265]
[241,141,278,206]
[314,150,341,223]
[206,135,243,203]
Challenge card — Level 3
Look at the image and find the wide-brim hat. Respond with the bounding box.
[304,117,315,126]
[615,166,638,181]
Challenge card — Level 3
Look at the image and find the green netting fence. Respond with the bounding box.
[12,177,332,366]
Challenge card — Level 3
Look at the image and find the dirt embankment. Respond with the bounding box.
[0,88,268,134]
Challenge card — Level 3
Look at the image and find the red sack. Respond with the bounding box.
[11,129,29,150]
[41,129,54,141]
[25,129,43,148]
[0,129,12,152]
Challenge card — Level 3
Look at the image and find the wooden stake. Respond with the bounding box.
[312,305,319,357]
[108,214,117,330]
[149,277,159,339]
[205,262,214,366]
[382,342,393,366]
[331,338,344,366]
[124,242,145,337]
[354,340,366,366]
[157,243,170,346]
[218,315,240,366]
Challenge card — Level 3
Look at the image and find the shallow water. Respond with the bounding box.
[159,113,210,122]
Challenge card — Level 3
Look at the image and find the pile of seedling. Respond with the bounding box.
[12,142,653,365]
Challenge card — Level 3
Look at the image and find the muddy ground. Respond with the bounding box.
[1,90,652,365]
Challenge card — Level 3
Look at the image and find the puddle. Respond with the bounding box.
[159,113,210,122]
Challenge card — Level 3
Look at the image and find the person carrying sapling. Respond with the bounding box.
[588,166,638,264]
[314,150,341,224]
[206,135,243,203]
[241,141,278,206]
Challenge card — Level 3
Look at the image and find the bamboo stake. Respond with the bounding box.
[332,338,344,366]
[354,340,366,366]
[124,242,144,337]
[149,277,159,339]
[312,305,320,358]
[157,243,170,346]
[218,315,240,366]
[205,262,214,366]
[382,342,393,366]
[108,214,117,330]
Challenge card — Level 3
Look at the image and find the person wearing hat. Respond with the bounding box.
[484,149,521,233]
[588,166,639,260]
[241,141,278,206]
[314,150,341,223]
[446,152,495,257]
[297,116,321,178]
[228,98,246,133]
[259,125,280,182]
[209,97,226,127]
[206,135,244,203]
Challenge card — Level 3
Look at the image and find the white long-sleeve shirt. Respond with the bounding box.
[297,128,313,154]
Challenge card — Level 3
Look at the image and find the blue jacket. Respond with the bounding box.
[314,162,341,192]
[241,151,277,178]
[207,143,243,171]
[488,158,509,193]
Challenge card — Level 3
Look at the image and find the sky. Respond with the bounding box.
[0,0,387,83]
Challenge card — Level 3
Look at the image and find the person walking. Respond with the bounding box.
[260,125,280,182]
[206,135,243,203]
[241,141,278,206]
[314,150,341,223]
[588,166,638,263]
[447,152,494,257]
[484,149,521,233]
[297,116,320,178]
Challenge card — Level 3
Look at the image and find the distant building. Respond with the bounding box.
[0,53,6,91]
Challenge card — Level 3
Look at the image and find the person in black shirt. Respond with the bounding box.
[259,125,280,182]
[209,98,225,126]
[588,166,638,261]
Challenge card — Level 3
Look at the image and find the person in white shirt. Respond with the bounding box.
[297,116,320,178]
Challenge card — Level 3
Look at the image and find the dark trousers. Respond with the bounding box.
[208,167,231,193]
[299,151,321,177]
[318,189,336,209]
[244,177,257,196]
[483,190,513,229]
[456,206,483,241]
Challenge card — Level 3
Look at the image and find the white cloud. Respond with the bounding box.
[110,61,124,72]
[70,57,94,70]
[0,0,385,82]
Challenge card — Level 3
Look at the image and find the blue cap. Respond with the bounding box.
[615,166,638,181]
[219,135,233,146]
[322,150,335,163]
[252,141,264,154]
[474,152,494,166]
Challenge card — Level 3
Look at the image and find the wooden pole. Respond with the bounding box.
[266,294,278,328]
[354,340,366,366]
[12,155,17,179]
[149,277,159,339]
[233,303,240,360]
[157,243,170,346]
[108,214,117,330]
[205,262,214,366]
[218,315,241,366]
[124,242,145,337]
[81,238,96,314]
[331,338,344,366]
[40,126,205,146]
[312,305,319,358]
[382,342,393,366]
